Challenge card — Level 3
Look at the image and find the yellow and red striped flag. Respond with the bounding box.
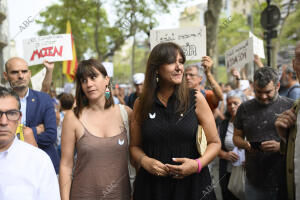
[63,20,77,82]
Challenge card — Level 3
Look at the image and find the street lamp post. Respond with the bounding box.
[260,0,281,67]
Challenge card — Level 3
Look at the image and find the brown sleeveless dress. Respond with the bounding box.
[70,125,131,200]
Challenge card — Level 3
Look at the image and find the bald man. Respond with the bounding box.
[275,42,300,200]
[4,57,60,173]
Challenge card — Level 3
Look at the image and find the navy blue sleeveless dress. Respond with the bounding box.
[133,90,216,200]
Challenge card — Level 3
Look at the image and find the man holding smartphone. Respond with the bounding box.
[233,67,294,200]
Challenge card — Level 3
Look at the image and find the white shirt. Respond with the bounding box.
[225,122,235,172]
[0,137,60,200]
[295,111,300,199]
[20,89,29,125]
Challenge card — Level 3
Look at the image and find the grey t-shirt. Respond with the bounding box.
[234,95,294,188]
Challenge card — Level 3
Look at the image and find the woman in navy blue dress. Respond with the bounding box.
[130,42,221,200]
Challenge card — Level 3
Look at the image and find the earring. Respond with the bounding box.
[105,86,110,100]
[156,74,159,83]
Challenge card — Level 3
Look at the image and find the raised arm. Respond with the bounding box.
[41,60,54,93]
[202,56,223,103]
[59,111,77,200]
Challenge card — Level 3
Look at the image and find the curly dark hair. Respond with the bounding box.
[254,67,278,88]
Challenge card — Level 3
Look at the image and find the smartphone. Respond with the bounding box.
[250,141,261,150]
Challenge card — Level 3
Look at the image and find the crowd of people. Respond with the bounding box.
[0,41,300,200]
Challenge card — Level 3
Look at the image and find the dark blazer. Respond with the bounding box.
[26,89,59,173]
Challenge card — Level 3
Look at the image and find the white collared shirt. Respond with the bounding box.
[0,137,60,200]
[20,89,29,125]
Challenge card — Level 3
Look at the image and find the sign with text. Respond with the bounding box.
[150,27,206,61]
[23,34,73,66]
[225,37,254,70]
[249,31,265,59]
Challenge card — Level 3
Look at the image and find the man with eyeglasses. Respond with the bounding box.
[0,87,60,200]
[185,56,223,112]
[3,57,59,174]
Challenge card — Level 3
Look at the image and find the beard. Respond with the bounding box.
[255,91,278,105]
[10,82,27,92]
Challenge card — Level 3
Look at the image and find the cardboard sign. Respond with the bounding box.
[102,62,113,77]
[249,32,265,59]
[23,34,73,66]
[225,37,254,70]
[31,67,46,91]
[150,27,206,61]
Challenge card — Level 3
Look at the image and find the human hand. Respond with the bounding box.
[225,151,239,162]
[254,54,264,68]
[23,126,38,147]
[43,60,55,72]
[165,158,198,179]
[230,68,241,79]
[141,156,169,177]
[36,123,45,134]
[275,108,296,139]
[201,56,213,74]
[260,140,280,152]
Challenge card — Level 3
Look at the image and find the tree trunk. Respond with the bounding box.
[94,1,102,60]
[204,0,223,80]
[131,36,136,83]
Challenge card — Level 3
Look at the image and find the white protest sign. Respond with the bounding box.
[150,27,206,61]
[31,67,46,91]
[102,62,113,77]
[249,32,265,59]
[23,34,73,66]
[225,37,253,70]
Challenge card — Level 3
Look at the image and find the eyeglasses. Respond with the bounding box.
[0,110,21,121]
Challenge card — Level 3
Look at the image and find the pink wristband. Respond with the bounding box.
[195,159,202,173]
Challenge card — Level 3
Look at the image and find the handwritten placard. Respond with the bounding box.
[249,31,265,59]
[150,27,206,61]
[225,37,253,70]
[102,62,113,77]
[23,34,73,66]
[31,68,46,91]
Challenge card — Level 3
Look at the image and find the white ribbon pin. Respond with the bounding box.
[118,139,124,145]
[149,113,156,119]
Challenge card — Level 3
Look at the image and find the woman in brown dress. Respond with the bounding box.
[59,59,133,200]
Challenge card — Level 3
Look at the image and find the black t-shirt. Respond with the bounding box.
[234,95,294,188]
[127,92,138,109]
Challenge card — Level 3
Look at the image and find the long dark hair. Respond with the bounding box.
[74,59,114,117]
[136,42,190,122]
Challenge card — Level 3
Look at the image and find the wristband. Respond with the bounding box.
[195,158,202,173]
[236,78,241,81]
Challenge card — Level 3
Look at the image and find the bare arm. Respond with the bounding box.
[233,128,251,151]
[59,111,77,200]
[254,54,264,68]
[195,91,221,166]
[202,56,223,102]
[41,61,54,93]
